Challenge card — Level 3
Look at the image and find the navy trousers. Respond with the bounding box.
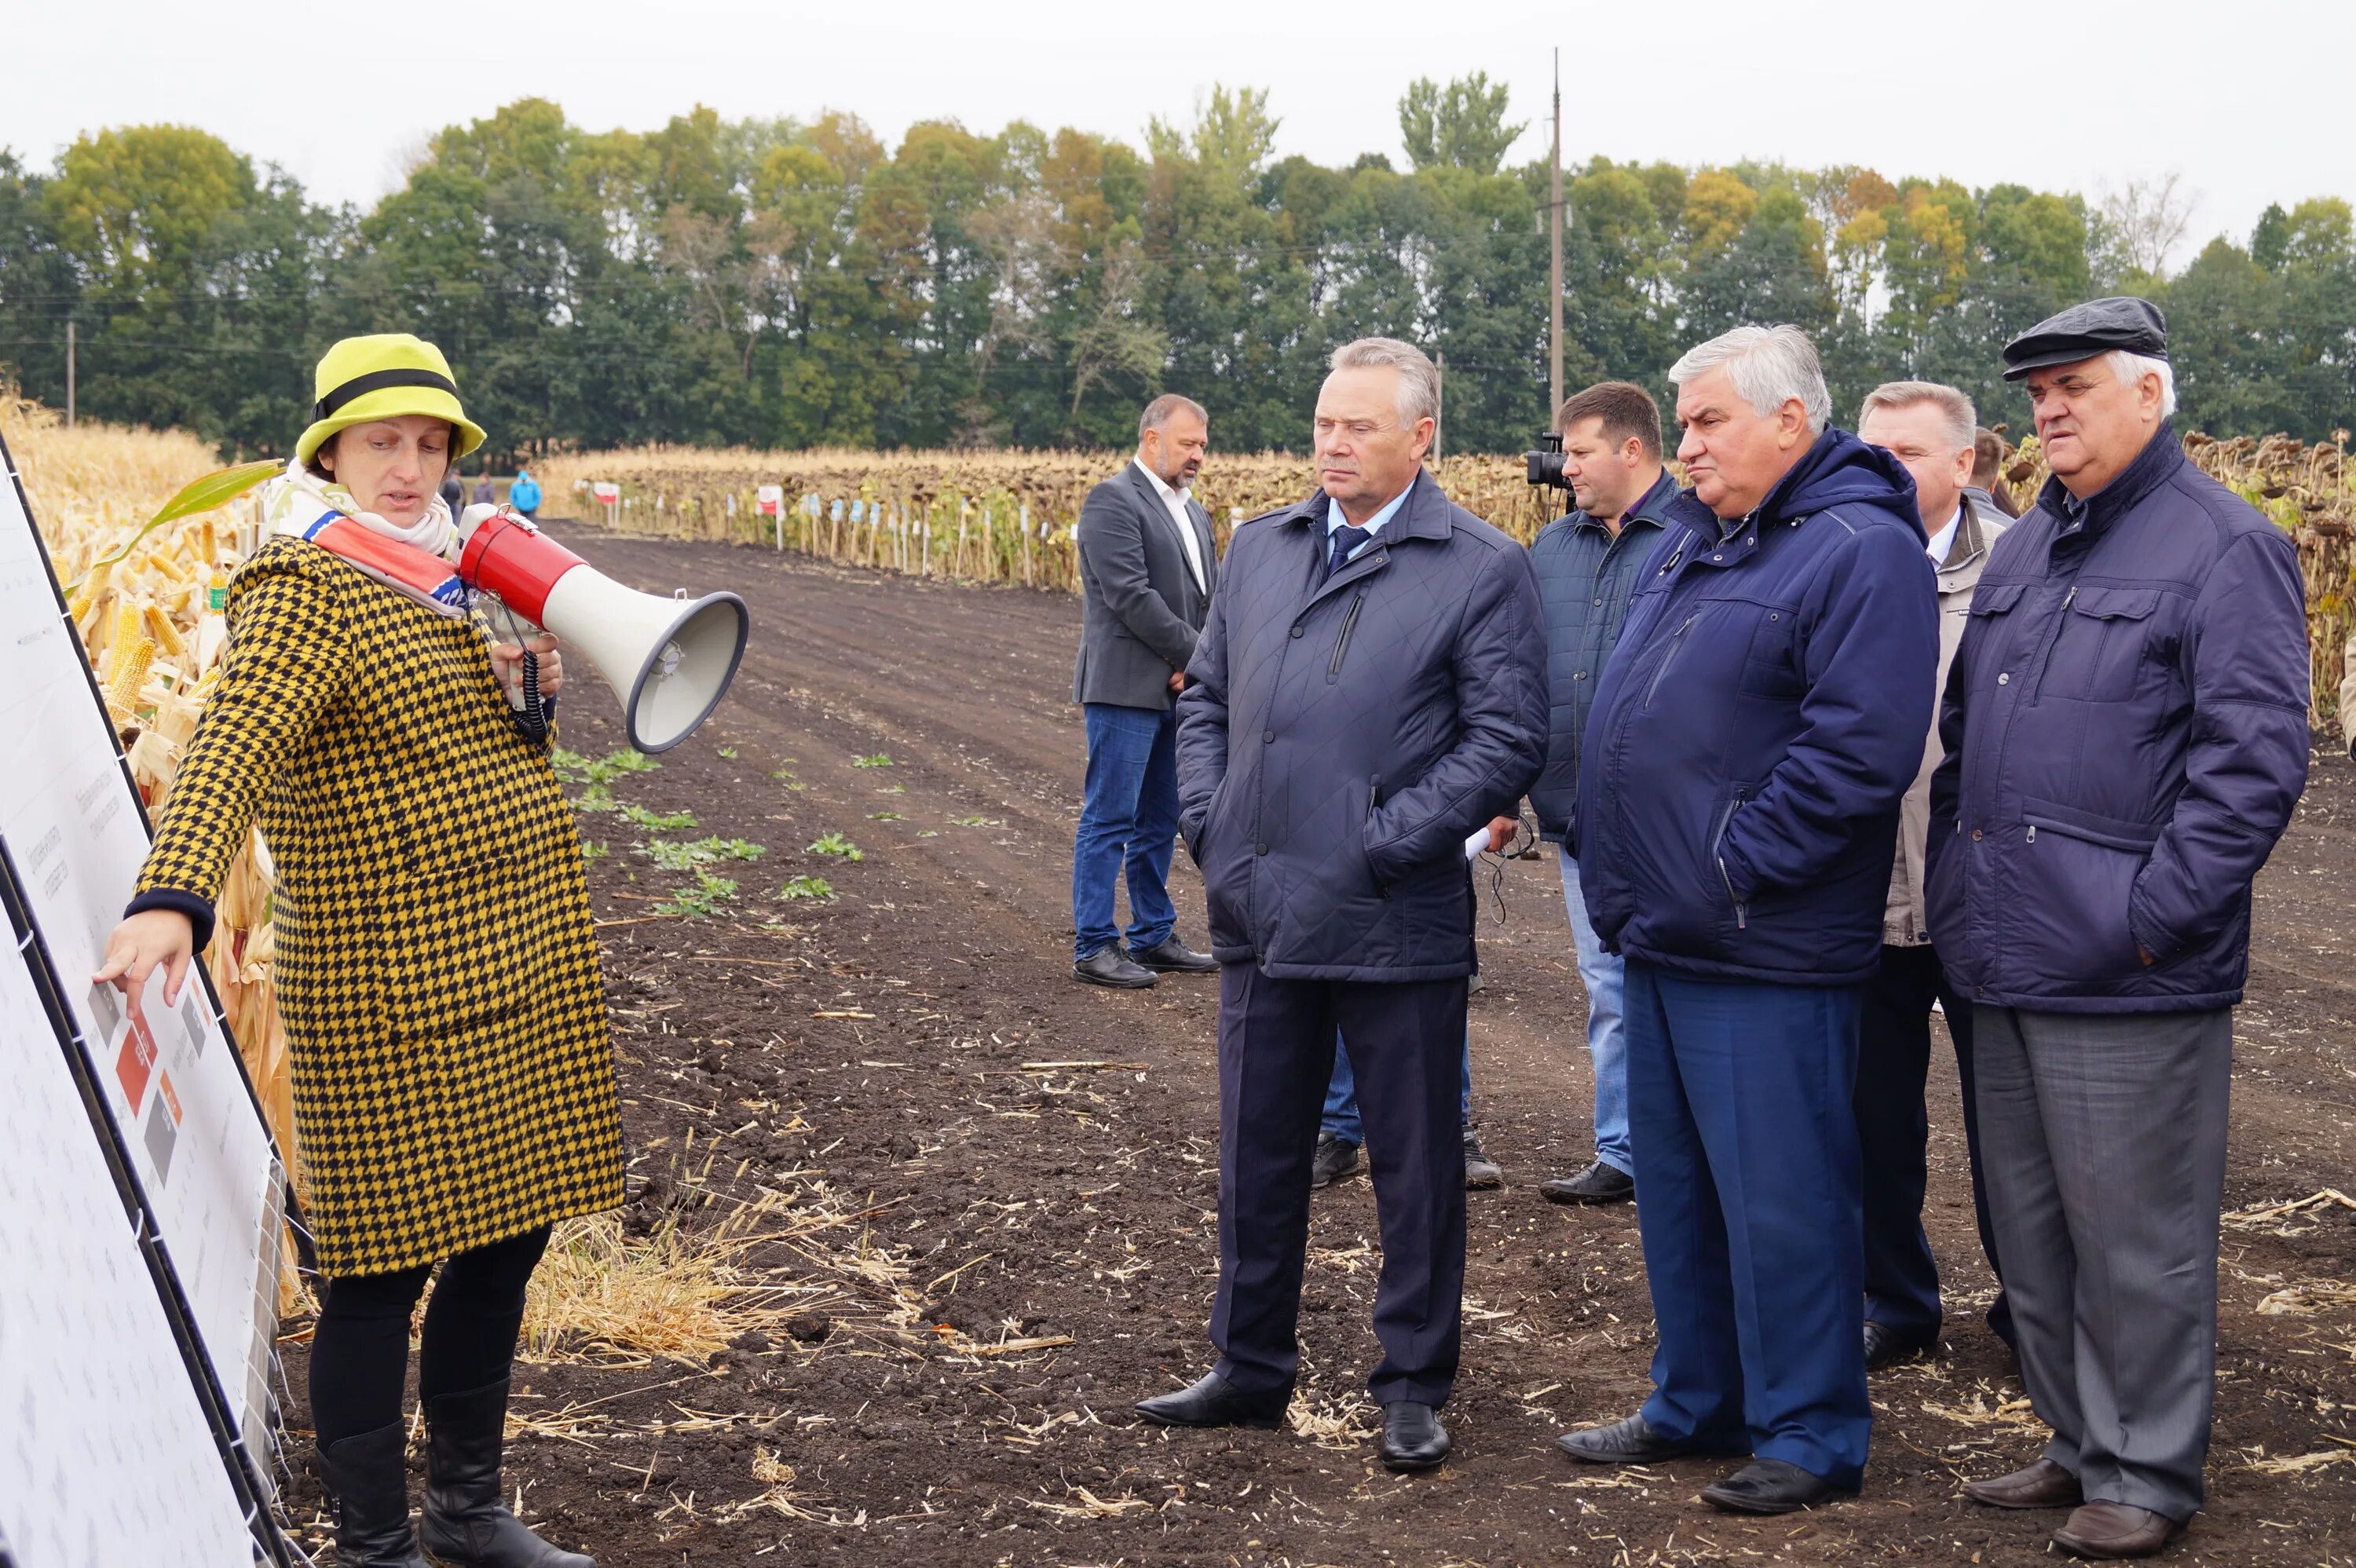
[1211,964,1468,1407]
[1625,959,1871,1488]
[1854,942,2012,1343]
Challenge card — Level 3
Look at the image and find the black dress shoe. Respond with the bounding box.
[1074,947,1157,989]
[1462,1126,1503,1189]
[1539,1159,1635,1205]
[1555,1411,1741,1464]
[1379,1402,1451,1471]
[1863,1320,1939,1371]
[1129,936,1216,973]
[1701,1458,1854,1515]
[1135,1371,1290,1430]
[1311,1131,1361,1189]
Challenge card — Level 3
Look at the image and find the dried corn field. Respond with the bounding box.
[548,429,2356,729]
[2,392,295,1212]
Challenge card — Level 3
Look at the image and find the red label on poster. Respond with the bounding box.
[157,1071,182,1124]
[114,1009,157,1111]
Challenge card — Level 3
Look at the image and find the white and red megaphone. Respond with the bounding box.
[457,505,749,753]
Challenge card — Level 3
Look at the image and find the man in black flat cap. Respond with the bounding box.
[1926,298,2309,1559]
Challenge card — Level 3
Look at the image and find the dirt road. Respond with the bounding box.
[286,528,2356,1566]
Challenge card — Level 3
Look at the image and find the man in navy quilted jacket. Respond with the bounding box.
[1558,325,1938,1515]
[1928,299,2309,1561]
[1136,337,1546,1475]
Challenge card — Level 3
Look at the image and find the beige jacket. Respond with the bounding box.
[1886,493,2009,946]
[2340,630,2356,755]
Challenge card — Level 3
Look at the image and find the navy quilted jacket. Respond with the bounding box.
[1175,470,1547,979]
[1577,427,1939,986]
[1925,424,2310,1013]
[1526,469,1679,841]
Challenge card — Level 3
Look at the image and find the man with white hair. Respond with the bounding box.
[1143,337,1547,1475]
[1853,380,2013,1369]
[1928,298,2309,1559]
[1558,325,1937,1514]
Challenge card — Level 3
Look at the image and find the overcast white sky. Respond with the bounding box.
[10,0,2346,265]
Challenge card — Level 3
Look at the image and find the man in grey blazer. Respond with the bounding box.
[1070,394,1223,988]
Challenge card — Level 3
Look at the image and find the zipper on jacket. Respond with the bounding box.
[1366,774,1388,896]
[1644,614,1701,707]
[1710,792,1748,929]
[2024,583,2077,704]
[1328,594,1364,678]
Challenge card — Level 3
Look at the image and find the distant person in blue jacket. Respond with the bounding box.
[1930,299,2309,1561]
[510,467,541,517]
[1557,325,1937,1517]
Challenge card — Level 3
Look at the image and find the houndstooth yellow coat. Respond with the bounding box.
[134,536,624,1277]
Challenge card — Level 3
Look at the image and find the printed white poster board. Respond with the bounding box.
[0,908,258,1566]
[0,437,285,1480]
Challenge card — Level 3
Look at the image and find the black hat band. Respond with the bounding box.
[313,367,459,422]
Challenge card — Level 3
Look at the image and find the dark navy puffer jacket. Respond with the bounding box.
[1175,470,1547,980]
[1925,423,2309,1013]
[1577,427,1939,986]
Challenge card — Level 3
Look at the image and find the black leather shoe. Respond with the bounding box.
[1462,1126,1503,1189]
[1129,936,1216,973]
[1379,1402,1451,1471]
[1540,1159,1635,1205]
[1863,1320,1939,1371]
[1073,947,1157,989]
[316,1421,430,1568]
[421,1379,595,1566]
[1701,1458,1854,1515]
[1555,1411,1740,1465]
[1135,1371,1291,1430]
[1311,1131,1361,1189]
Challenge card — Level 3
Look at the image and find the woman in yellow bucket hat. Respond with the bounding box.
[96,334,620,1568]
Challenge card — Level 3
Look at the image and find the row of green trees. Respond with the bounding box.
[2,80,2351,460]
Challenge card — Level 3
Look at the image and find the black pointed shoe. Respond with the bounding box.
[1863,1320,1940,1371]
[1135,1371,1291,1430]
[1379,1402,1451,1471]
[316,1421,430,1568]
[1701,1458,1855,1515]
[421,1378,594,1567]
[1129,936,1216,974]
[1539,1159,1634,1205]
[1074,947,1157,989]
[1555,1411,1742,1465]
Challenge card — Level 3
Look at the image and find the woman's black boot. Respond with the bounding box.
[316,1421,430,1568]
[419,1378,594,1567]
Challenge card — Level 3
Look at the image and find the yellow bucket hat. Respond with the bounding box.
[294,333,487,465]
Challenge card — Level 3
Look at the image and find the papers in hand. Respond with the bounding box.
[1464,826,1491,864]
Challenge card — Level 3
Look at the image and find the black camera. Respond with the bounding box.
[1526,430,1571,490]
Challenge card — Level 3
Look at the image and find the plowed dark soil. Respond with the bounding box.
[281,524,2356,1566]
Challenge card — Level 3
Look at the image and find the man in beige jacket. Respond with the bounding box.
[1853,382,2013,1369]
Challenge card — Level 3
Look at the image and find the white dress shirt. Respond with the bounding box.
[1925,503,1963,567]
[1133,458,1207,593]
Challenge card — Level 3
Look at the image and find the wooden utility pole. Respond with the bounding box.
[65,319,76,427]
[1549,49,1564,418]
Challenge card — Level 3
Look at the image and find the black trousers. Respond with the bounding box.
[309,1224,551,1449]
[1210,965,1467,1407]
[1853,944,2010,1343]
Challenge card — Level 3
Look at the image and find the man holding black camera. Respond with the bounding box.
[1524,382,1677,1206]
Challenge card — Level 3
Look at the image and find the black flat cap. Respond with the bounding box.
[2002,297,2168,381]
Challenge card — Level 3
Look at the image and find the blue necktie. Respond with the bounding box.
[1324,524,1373,582]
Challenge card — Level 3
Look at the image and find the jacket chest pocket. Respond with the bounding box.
[2041,587,2166,703]
[1735,605,1803,700]
[1958,581,2028,694]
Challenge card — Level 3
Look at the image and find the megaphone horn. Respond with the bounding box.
[457,506,749,753]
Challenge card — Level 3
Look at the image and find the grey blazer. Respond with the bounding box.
[1072,462,1218,711]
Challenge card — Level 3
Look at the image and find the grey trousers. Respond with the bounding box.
[1973,1003,2232,1521]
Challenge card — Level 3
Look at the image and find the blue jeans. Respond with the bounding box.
[1071,702,1179,960]
[1323,1026,1472,1142]
[1626,959,1870,1487]
[1558,849,1631,1174]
